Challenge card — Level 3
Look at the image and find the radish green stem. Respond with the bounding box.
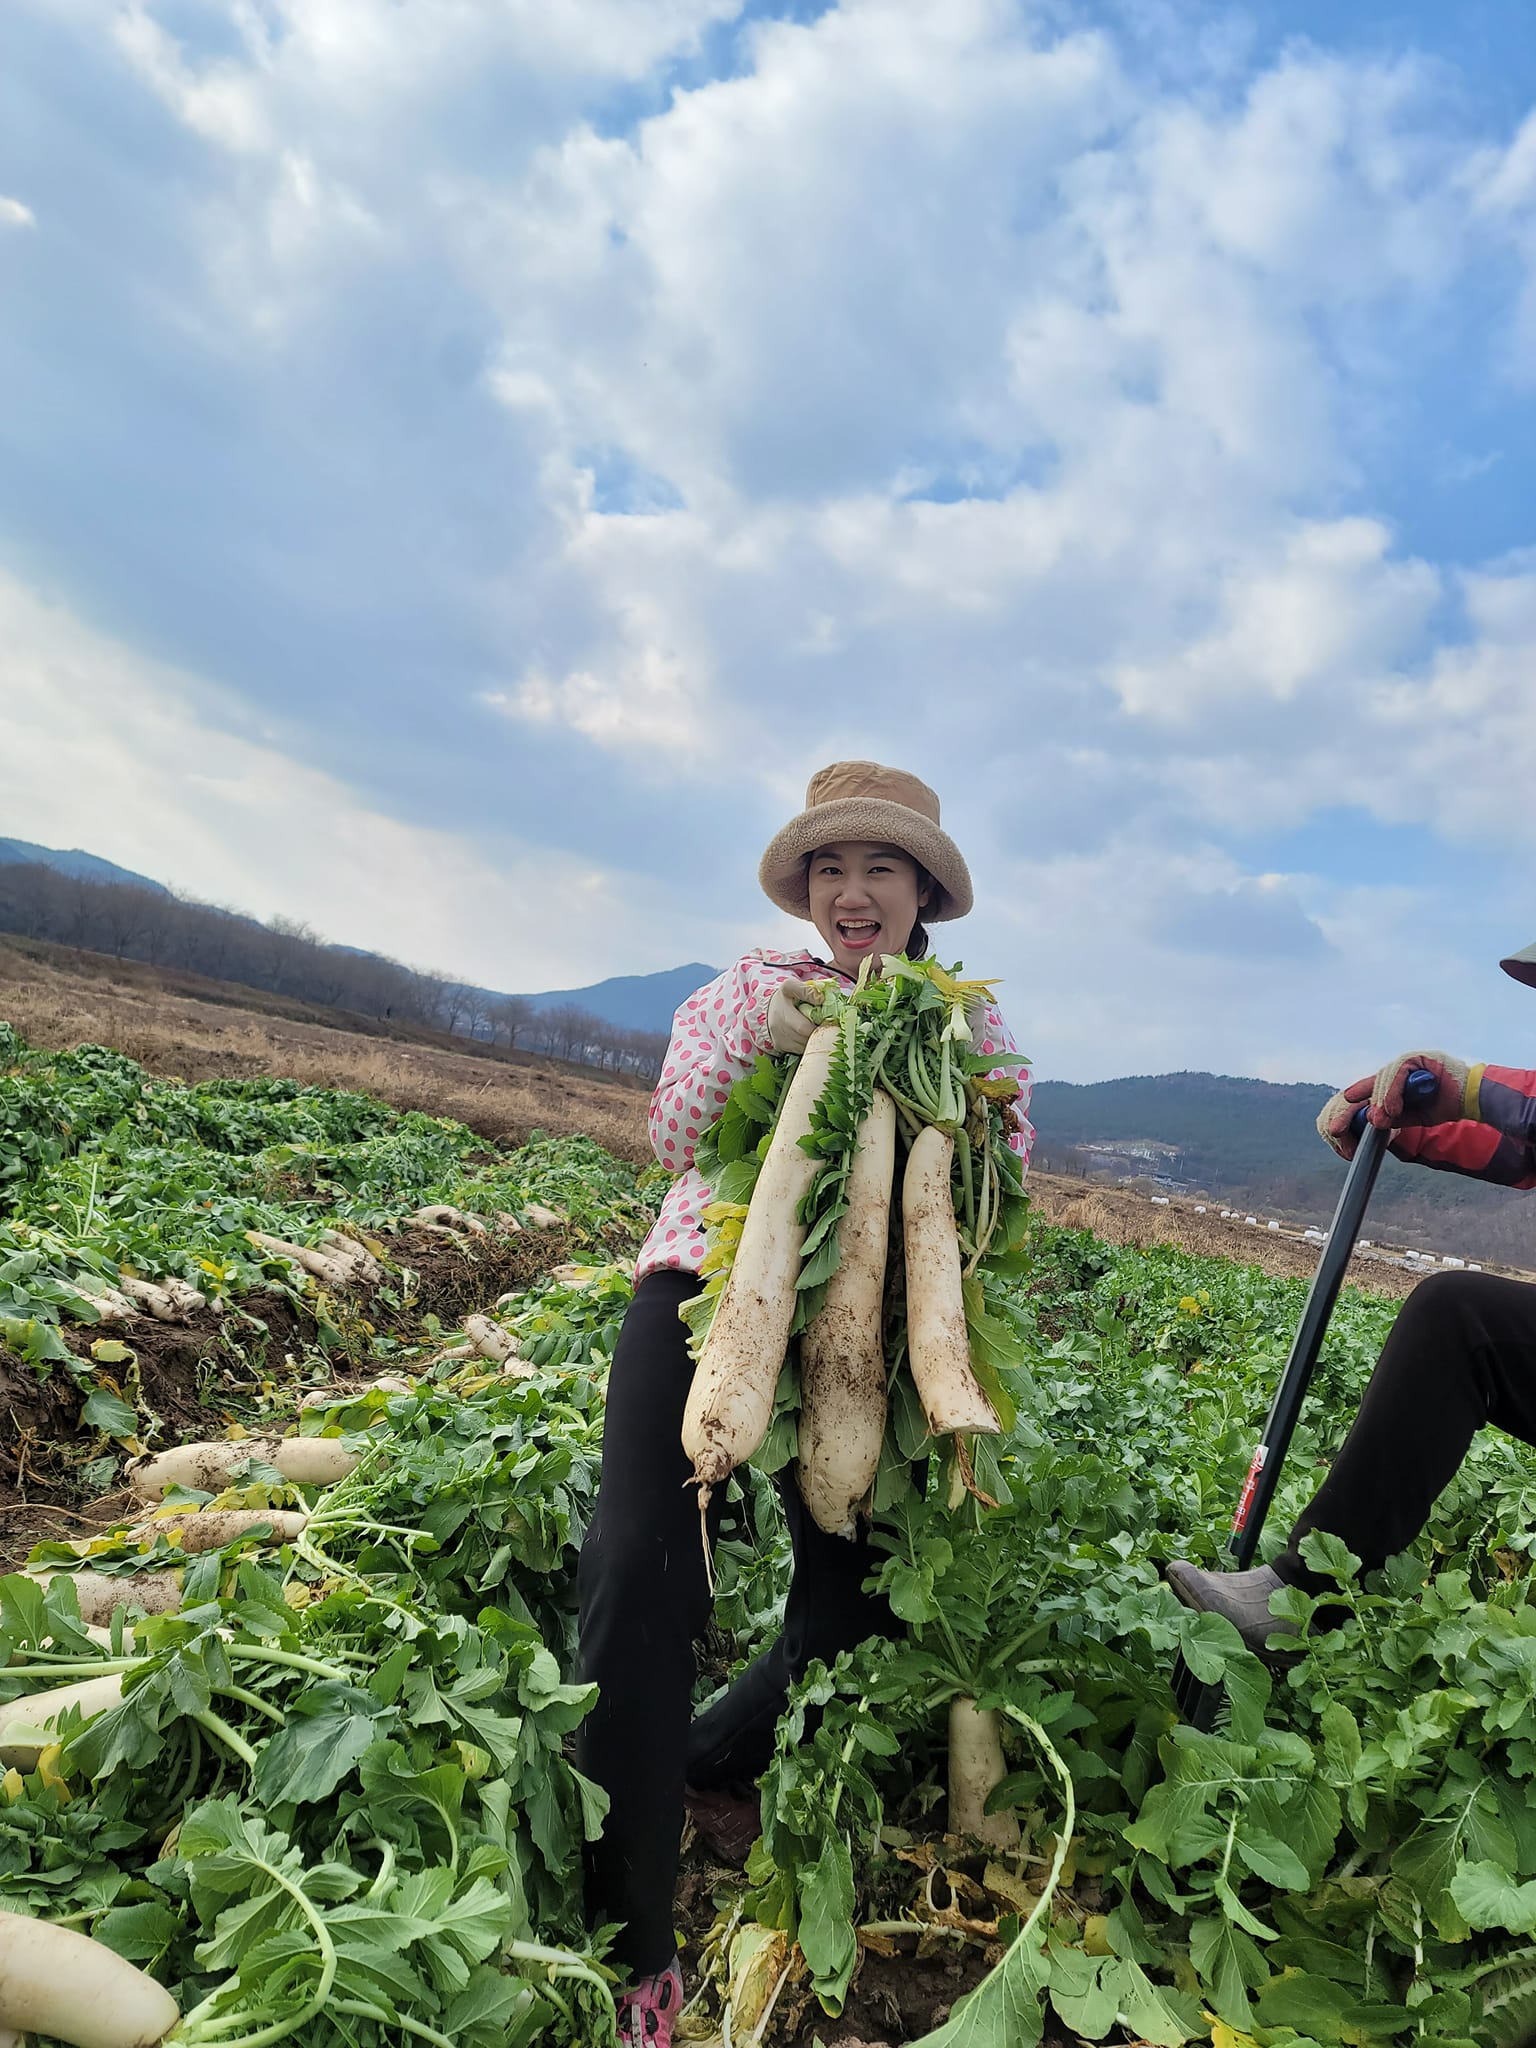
[212,1681,284,1724]
[191,1708,257,1769]
[329,2002,456,2048]
[224,1645,359,1682]
[180,1849,338,2048]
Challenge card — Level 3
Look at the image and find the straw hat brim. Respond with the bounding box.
[759,796,973,921]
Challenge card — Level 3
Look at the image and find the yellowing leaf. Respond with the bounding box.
[36,1745,71,1799]
[1210,2020,1261,2048]
[89,1339,133,1364]
[2,1768,25,1802]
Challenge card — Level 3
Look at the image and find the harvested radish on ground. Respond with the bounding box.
[317,1228,385,1283]
[902,1126,1000,1438]
[132,1508,308,1554]
[683,1023,839,1507]
[300,1375,410,1411]
[0,1673,126,1770]
[129,1440,259,1500]
[27,1569,182,1625]
[114,1276,178,1320]
[797,1089,895,1537]
[0,1913,179,2048]
[62,1281,137,1323]
[129,1435,357,1502]
[462,1314,519,1363]
[522,1202,564,1229]
[246,1230,354,1287]
[410,1203,488,1235]
[270,1437,359,1486]
[947,1696,1020,1849]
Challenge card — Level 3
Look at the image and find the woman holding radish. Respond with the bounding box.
[577,761,1033,2046]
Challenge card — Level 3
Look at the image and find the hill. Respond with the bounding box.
[0,844,694,1066]
[518,963,718,1034]
[1030,1068,1530,1266]
[0,835,169,895]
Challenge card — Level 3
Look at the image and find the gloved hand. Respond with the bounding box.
[1368,1050,1471,1129]
[766,980,820,1055]
[1316,1051,1473,1161]
[965,995,994,1056]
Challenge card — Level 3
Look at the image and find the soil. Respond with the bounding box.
[0,1217,584,1567]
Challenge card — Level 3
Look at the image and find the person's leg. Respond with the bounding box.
[685,1475,896,1791]
[1169,1272,1536,1652]
[576,1271,721,1977]
[1278,1271,1536,1585]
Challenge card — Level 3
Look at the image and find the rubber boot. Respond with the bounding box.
[1164,1561,1299,1658]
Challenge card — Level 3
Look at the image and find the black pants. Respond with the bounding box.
[576,1271,894,1976]
[1278,1270,1536,1588]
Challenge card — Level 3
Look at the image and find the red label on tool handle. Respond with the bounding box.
[1232,1444,1268,1534]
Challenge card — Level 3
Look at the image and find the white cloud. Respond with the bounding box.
[7,0,1536,1081]
[0,569,739,989]
[0,196,35,228]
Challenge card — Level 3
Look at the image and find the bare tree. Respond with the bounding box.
[490,994,535,1049]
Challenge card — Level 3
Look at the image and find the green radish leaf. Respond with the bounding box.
[798,1833,858,2011]
[80,1385,138,1436]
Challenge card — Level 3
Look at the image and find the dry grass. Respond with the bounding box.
[0,936,651,1164]
[1027,1170,1426,1298]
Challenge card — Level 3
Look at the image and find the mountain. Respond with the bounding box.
[0,837,170,896]
[1029,1069,1530,1265]
[517,963,719,1036]
[1030,1071,1335,1200]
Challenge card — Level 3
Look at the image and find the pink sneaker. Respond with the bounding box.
[615,1959,684,2046]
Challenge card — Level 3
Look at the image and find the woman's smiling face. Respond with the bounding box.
[807,841,931,976]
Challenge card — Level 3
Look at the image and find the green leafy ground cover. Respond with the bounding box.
[1,1027,1534,2045]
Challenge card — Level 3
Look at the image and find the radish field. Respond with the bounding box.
[0,1025,1534,2046]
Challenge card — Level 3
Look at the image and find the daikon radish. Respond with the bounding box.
[26,1571,182,1625]
[948,1697,1020,1849]
[522,1202,564,1229]
[128,1441,260,1500]
[463,1314,519,1363]
[246,1231,353,1287]
[61,1284,136,1323]
[132,1509,308,1554]
[902,1126,999,1437]
[115,1277,177,1321]
[317,1229,385,1283]
[271,1438,358,1486]
[129,1435,356,1502]
[0,1913,180,2047]
[797,1090,895,1537]
[0,1674,125,1770]
[683,1024,839,1504]
[300,1375,410,1411]
[410,1204,488,1235]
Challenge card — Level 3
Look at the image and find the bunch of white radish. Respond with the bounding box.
[681,958,1027,1538]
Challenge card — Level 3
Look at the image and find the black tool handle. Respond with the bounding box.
[1225,1066,1438,1564]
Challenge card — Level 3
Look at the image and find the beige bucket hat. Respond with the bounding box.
[1501,940,1536,990]
[759,760,973,922]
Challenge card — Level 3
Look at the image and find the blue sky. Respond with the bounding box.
[1,0,1534,1083]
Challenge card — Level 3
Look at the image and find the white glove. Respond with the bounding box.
[767,980,819,1055]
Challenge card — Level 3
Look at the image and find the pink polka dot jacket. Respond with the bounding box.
[635,948,1036,1282]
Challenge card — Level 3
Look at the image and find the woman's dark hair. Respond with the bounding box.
[908,864,934,959]
[803,850,934,958]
